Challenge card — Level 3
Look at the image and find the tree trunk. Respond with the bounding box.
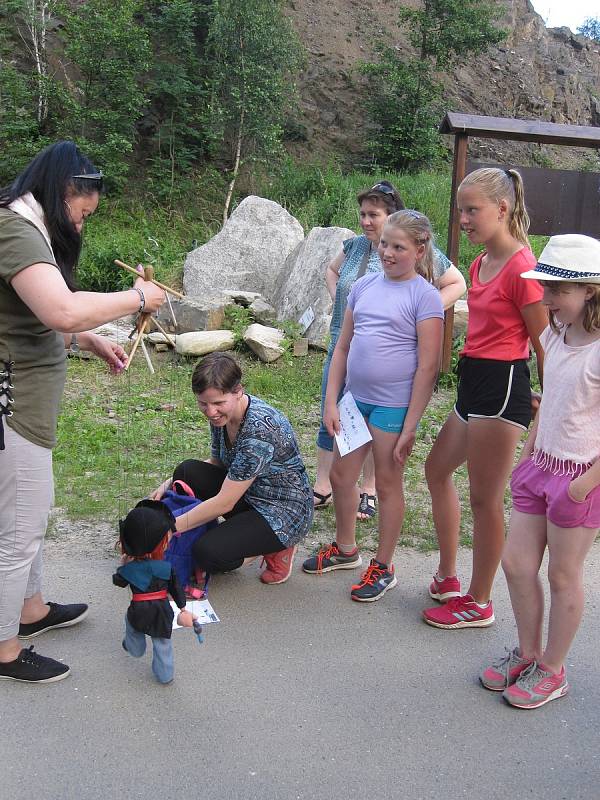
[222,106,244,227]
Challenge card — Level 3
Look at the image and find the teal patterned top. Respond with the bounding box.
[211,395,313,546]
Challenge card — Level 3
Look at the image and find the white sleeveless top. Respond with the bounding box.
[533,325,600,476]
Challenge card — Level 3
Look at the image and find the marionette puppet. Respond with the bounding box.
[113,500,197,685]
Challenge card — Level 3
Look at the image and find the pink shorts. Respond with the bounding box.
[511,457,600,529]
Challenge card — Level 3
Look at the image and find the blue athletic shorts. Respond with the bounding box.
[354,401,408,434]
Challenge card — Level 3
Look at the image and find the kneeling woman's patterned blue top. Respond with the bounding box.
[210,395,313,546]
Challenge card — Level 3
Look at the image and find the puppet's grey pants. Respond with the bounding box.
[0,425,53,640]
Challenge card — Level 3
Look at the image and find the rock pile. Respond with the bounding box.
[95,195,467,364]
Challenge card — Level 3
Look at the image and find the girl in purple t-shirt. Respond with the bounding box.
[302,211,444,602]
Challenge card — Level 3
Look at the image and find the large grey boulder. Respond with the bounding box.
[274,225,354,349]
[183,196,304,302]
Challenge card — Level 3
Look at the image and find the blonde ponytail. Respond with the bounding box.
[506,169,530,248]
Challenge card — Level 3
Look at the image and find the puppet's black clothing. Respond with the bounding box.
[113,559,186,640]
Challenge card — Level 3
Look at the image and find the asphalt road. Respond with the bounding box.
[3,544,600,800]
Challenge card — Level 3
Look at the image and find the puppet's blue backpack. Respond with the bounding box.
[162,480,216,590]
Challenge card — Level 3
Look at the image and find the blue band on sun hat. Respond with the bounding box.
[533,263,600,279]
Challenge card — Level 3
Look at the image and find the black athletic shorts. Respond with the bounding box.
[454,356,532,430]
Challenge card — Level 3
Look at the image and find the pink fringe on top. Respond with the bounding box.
[532,449,591,477]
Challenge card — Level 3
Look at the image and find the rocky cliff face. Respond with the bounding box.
[285,0,600,168]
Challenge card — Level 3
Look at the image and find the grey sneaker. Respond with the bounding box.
[302,541,362,574]
[480,647,533,691]
[503,661,569,709]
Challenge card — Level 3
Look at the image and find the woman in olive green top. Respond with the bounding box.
[0,141,165,684]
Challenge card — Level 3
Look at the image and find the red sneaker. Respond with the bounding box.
[185,570,208,600]
[260,545,297,585]
[423,594,495,629]
[429,573,461,603]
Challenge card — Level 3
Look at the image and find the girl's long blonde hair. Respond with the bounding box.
[384,209,435,284]
[460,167,530,247]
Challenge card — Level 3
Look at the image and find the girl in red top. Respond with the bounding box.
[422,167,547,630]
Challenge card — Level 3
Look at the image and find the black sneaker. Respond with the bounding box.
[18,602,89,639]
[0,646,70,683]
[351,559,397,602]
[302,541,362,574]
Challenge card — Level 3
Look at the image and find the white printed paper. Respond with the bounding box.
[334,391,372,457]
[298,306,315,333]
[171,598,220,629]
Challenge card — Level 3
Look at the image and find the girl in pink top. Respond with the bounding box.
[481,234,600,709]
[423,168,547,630]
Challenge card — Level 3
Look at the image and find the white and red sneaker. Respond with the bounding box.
[429,573,461,603]
[423,593,494,629]
[260,545,297,585]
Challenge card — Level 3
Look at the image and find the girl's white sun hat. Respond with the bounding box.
[521,234,600,284]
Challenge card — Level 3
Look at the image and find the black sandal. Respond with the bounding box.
[313,490,333,509]
[357,493,377,520]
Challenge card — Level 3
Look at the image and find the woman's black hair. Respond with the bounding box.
[0,141,102,289]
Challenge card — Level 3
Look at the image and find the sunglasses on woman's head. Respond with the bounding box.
[369,182,395,196]
[72,172,103,190]
[72,172,103,181]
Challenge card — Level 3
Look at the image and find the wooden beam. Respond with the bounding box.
[439,112,600,149]
[442,133,468,373]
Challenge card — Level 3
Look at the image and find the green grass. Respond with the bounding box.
[52,347,524,553]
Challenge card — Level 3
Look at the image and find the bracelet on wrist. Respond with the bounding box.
[131,287,145,313]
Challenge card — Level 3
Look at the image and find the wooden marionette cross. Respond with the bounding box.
[114,259,181,373]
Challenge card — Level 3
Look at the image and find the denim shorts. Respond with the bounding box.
[511,457,600,529]
[355,401,408,434]
[316,350,343,452]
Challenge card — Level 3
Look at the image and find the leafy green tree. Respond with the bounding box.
[202,0,303,223]
[59,0,150,188]
[578,17,600,42]
[141,0,211,204]
[361,0,505,171]
[9,0,60,124]
[0,0,63,179]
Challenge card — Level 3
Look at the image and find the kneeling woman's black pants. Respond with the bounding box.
[172,459,284,573]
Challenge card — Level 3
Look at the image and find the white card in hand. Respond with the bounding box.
[171,599,220,629]
[334,391,372,457]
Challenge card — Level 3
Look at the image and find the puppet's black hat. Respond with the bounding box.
[119,500,176,557]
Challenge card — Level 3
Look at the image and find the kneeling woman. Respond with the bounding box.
[151,353,313,584]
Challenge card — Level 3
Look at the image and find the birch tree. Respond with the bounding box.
[203,0,303,224]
